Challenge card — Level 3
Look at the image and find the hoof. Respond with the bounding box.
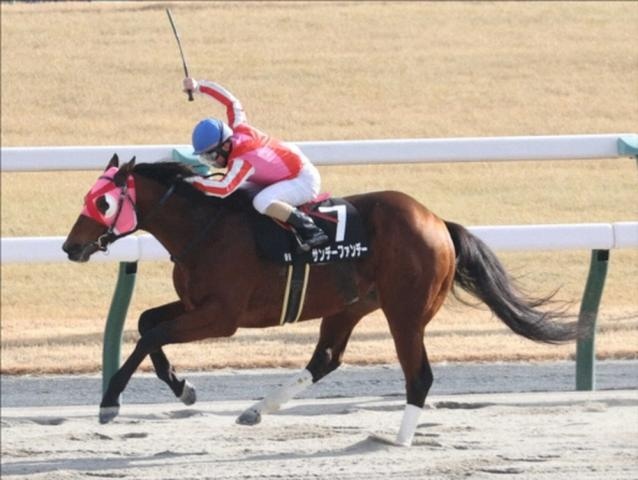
[99,406,120,424]
[368,433,411,447]
[179,380,197,406]
[236,408,261,426]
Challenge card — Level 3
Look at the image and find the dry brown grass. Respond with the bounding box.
[1,1,637,374]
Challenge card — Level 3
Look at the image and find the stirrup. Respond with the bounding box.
[291,229,327,252]
[303,233,329,251]
[288,228,309,252]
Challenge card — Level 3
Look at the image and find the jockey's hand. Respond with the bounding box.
[182,78,198,95]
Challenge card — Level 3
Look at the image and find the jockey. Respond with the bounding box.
[182,77,328,252]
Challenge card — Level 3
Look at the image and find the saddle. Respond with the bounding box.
[251,196,371,324]
[252,196,370,265]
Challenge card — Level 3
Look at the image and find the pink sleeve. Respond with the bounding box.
[189,159,255,198]
[197,80,247,128]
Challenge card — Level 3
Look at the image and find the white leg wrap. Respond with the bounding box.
[395,404,422,447]
[253,369,314,415]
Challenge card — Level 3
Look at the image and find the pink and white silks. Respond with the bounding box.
[187,80,321,213]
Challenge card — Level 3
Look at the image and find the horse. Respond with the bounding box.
[62,154,579,447]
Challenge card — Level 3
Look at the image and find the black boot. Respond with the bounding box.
[286,209,329,251]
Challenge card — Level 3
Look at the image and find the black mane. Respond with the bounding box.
[133,162,253,211]
[134,161,197,186]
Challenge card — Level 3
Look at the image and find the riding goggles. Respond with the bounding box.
[200,144,228,168]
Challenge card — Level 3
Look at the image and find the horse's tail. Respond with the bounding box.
[444,221,580,343]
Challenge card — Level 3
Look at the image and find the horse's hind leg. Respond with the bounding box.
[377,266,453,445]
[236,304,370,426]
[138,301,196,405]
[381,288,450,446]
[387,325,433,447]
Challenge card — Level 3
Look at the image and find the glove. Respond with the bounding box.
[182,77,199,94]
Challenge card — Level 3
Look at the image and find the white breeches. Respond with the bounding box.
[252,161,321,214]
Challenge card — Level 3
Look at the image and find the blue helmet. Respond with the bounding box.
[192,118,233,155]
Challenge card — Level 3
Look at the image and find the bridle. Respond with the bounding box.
[84,173,134,251]
[83,172,176,253]
[83,168,225,262]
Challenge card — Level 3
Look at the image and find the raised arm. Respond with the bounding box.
[183,78,247,128]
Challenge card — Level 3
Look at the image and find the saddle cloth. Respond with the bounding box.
[251,196,369,324]
[252,197,370,265]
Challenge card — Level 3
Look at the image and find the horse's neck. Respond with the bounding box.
[135,177,204,257]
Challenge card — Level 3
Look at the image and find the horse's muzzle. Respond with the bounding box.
[62,241,96,263]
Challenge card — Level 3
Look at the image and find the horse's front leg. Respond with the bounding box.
[138,302,196,406]
[99,302,238,423]
[99,328,166,423]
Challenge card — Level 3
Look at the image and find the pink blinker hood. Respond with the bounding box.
[81,166,137,235]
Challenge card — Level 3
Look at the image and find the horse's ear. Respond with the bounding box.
[106,153,119,171]
[120,157,136,174]
[113,157,136,186]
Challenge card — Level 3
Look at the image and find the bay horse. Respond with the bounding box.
[62,154,579,447]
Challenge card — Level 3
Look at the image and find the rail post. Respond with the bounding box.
[102,261,138,395]
[575,249,609,391]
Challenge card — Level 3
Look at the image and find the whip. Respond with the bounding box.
[166,8,194,102]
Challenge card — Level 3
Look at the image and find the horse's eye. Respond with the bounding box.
[96,196,110,214]
[96,194,117,218]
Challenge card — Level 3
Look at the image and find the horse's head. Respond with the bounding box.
[62,154,138,262]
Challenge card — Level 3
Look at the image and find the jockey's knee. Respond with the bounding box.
[260,200,295,223]
[252,195,271,214]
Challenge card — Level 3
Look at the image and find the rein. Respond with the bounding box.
[90,172,223,262]
[93,180,176,252]
[87,167,228,262]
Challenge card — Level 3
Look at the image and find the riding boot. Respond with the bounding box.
[286,209,329,251]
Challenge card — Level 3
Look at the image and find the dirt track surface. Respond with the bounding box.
[2,362,638,479]
[3,360,638,408]
[2,390,636,480]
